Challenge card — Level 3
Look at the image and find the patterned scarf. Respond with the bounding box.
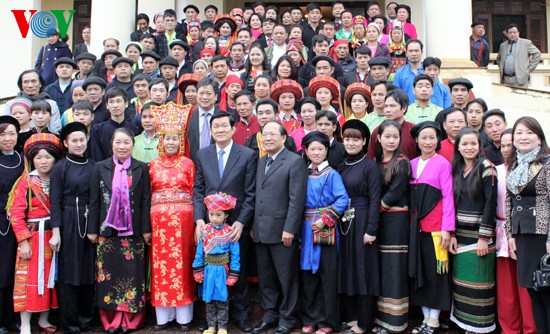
[104,156,133,235]
[507,146,540,194]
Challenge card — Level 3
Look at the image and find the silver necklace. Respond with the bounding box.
[0,151,22,169]
[66,156,88,165]
[344,155,366,166]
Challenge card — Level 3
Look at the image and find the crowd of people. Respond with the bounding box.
[0,1,548,334]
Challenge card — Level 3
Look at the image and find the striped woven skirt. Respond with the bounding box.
[450,226,496,333]
[375,210,409,332]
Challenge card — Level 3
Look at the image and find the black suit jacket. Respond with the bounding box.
[193,143,257,228]
[87,157,151,237]
[188,107,225,162]
[253,148,308,244]
[73,43,88,59]
[254,34,269,49]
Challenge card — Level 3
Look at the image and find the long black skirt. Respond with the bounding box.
[375,210,409,332]
[515,233,547,289]
[410,232,451,311]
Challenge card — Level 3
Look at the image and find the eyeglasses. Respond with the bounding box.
[261,132,281,138]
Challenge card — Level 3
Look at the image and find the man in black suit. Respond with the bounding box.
[193,113,257,332]
[188,78,225,161]
[73,26,90,59]
[252,121,307,334]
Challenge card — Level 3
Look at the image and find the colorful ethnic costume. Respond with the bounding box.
[300,160,348,331]
[450,159,497,332]
[193,193,240,330]
[149,101,195,325]
[9,134,64,314]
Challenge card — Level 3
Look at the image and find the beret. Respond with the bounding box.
[410,121,441,138]
[448,78,474,90]
[159,56,179,68]
[54,57,77,68]
[111,57,135,68]
[82,76,107,90]
[101,50,123,61]
[75,52,97,62]
[140,51,161,61]
[368,57,391,68]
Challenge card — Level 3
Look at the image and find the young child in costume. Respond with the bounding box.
[193,192,240,334]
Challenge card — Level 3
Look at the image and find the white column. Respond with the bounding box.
[1,0,43,97]
[138,0,175,23]
[422,0,471,60]
[90,0,135,56]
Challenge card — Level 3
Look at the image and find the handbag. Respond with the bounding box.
[533,254,550,291]
[312,174,335,246]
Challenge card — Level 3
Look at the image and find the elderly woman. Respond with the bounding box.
[9,133,64,334]
[87,128,151,334]
[149,102,196,330]
[365,23,390,58]
[387,5,417,40]
[0,116,25,334]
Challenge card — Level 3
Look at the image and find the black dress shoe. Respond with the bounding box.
[120,328,131,334]
[274,326,291,334]
[106,328,120,334]
[153,323,170,331]
[252,321,273,334]
[0,327,9,334]
[236,320,252,332]
[196,321,207,332]
[178,323,191,331]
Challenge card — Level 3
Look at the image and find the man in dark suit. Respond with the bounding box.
[188,78,225,161]
[251,121,307,334]
[193,113,257,332]
[73,26,90,60]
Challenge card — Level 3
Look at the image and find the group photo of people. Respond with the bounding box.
[0,1,547,334]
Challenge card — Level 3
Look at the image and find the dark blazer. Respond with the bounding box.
[254,34,269,49]
[188,107,225,162]
[73,43,88,59]
[193,143,257,228]
[245,132,297,157]
[253,148,308,244]
[178,61,193,77]
[87,157,151,237]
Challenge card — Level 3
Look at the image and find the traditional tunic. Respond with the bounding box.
[300,161,348,330]
[338,154,381,330]
[0,152,24,327]
[50,153,96,331]
[10,172,58,312]
[409,154,455,311]
[375,155,410,333]
[149,155,196,307]
[193,222,240,303]
[450,159,497,332]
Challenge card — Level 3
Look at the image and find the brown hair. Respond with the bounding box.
[343,128,363,139]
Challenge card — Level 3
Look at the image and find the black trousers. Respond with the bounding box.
[230,233,252,321]
[528,288,550,334]
[57,283,95,334]
[206,301,229,329]
[341,294,377,331]
[300,245,339,330]
[255,242,300,329]
[0,286,18,329]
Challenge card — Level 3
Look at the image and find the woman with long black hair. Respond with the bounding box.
[449,127,497,333]
[373,120,411,334]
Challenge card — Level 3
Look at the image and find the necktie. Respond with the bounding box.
[265,156,273,174]
[200,113,211,148]
[218,149,225,178]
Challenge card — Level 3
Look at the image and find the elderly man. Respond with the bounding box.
[252,120,307,334]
